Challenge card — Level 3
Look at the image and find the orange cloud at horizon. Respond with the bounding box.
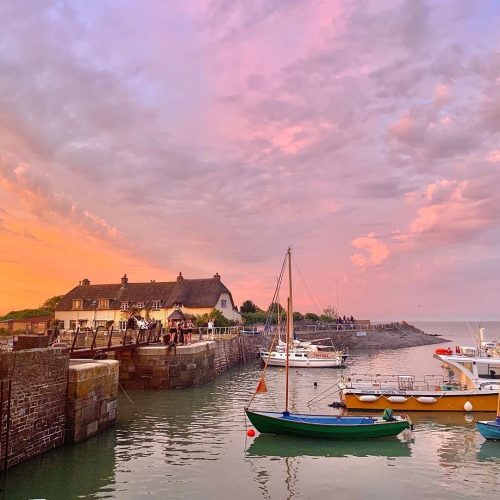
[0,208,168,315]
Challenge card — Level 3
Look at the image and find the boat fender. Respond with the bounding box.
[359,395,379,402]
[416,396,437,404]
[464,401,473,412]
[387,396,408,403]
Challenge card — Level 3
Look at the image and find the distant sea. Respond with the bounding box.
[411,320,500,344]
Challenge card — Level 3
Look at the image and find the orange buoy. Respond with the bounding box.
[246,428,256,437]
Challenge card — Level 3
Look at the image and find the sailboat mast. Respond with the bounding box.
[285,247,293,414]
[288,247,293,341]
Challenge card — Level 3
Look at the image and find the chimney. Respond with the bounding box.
[121,274,128,287]
[177,272,184,282]
[81,278,90,286]
[214,273,221,281]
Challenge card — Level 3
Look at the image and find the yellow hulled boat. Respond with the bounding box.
[339,348,500,412]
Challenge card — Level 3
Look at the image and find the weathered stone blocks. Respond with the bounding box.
[0,347,70,471]
[65,359,119,443]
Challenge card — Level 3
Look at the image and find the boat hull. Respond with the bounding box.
[341,390,499,412]
[259,352,344,368]
[476,421,500,440]
[245,410,410,439]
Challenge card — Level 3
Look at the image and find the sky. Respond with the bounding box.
[1,0,500,320]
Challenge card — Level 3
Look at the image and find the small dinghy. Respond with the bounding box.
[476,419,500,441]
[476,390,500,440]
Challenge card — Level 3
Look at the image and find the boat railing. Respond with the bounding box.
[342,373,452,391]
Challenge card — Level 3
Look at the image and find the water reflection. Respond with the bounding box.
[478,441,500,462]
[1,430,116,500]
[246,434,412,458]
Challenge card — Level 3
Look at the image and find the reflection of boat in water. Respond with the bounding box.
[339,345,500,412]
[247,434,412,458]
[477,440,500,461]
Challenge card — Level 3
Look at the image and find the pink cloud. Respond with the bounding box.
[350,232,390,268]
[0,156,121,240]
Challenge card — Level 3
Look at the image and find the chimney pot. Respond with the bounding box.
[177,272,184,281]
[214,273,221,281]
[121,274,128,287]
[81,278,90,286]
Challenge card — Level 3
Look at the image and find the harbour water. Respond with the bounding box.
[2,321,500,499]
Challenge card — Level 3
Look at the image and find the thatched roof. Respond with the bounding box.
[56,274,236,312]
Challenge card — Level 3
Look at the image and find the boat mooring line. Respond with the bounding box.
[119,383,137,406]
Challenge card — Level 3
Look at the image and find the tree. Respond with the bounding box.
[195,308,235,328]
[267,302,285,313]
[40,295,65,313]
[240,300,259,314]
[323,305,338,320]
[241,310,268,326]
[305,312,319,322]
[293,311,304,321]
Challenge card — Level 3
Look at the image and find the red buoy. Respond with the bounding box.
[246,428,256,437]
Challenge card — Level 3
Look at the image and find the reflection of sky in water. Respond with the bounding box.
[2,323,500,499]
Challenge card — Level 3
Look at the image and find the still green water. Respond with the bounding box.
[2,322,500,499]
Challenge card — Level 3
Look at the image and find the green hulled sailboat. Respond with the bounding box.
[245,247,411,440]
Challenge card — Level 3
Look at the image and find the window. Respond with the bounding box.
[221,299,227,308]
[136,302,145,309]
[152,300,161,310]
[119,320,127,331]
[69,320,77,330]
[121,301,129,311]
[98,298,109,309]
[72,299,83,310]
[95,320,107,328]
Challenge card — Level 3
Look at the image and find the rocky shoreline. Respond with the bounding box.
[299,322,450,350]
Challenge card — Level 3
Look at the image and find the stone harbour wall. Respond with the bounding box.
[214,335,263,375]
[0,347,70,471]
[66,359,119,443]
[299,327,447,350]
[112,343,217,389]
[113,335,263,389]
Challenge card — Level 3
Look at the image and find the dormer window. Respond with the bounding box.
[136,302,145,309]
[152,300,161,310]
[72,299,83,310]
[121,301,130,311]
[98,299,110,309]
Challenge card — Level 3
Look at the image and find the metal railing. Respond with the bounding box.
[59,326,161,356]
[341,373,458,392]
[58,325,244,356]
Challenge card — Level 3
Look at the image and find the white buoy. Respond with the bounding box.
[464,401,473,412]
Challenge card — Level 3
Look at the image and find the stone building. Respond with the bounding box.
[0,315,53,334]
[55,273,241,330]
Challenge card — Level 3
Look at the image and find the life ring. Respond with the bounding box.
[435,347,453,355]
